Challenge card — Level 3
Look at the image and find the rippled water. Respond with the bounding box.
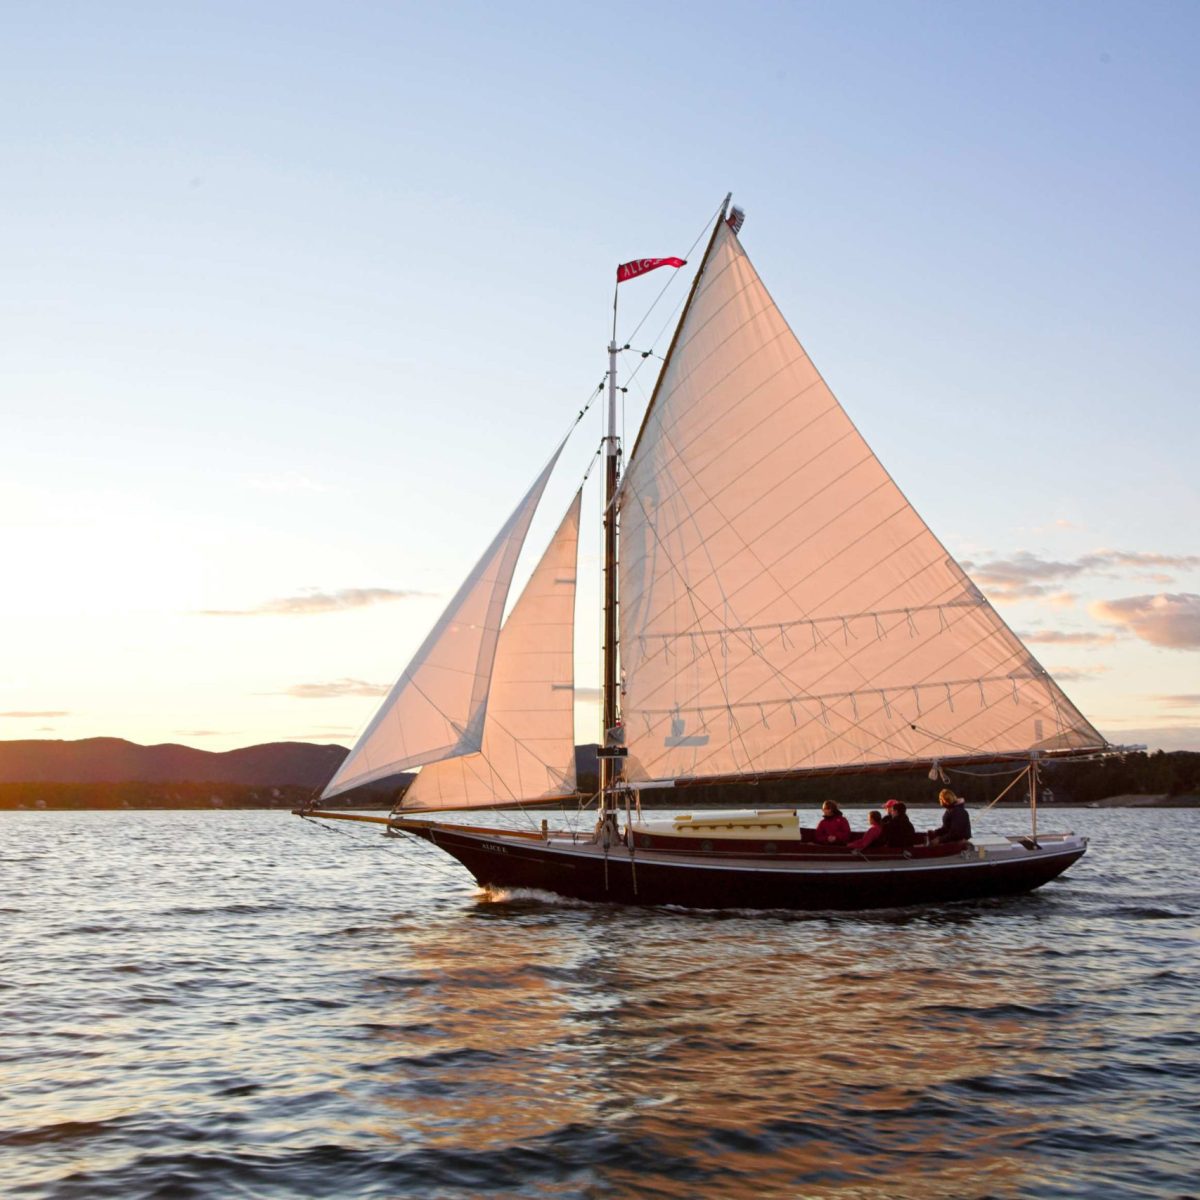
[3,807,1198,1198]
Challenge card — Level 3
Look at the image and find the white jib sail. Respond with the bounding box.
[321,448,564,799]
[618,219,1106,783]
[399,490,582,811]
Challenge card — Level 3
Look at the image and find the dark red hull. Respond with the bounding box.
[404,822,1086,911]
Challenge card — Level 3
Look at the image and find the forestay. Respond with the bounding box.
[400,491,582,810]
[322,448,564,798]
[618,220,1106,784]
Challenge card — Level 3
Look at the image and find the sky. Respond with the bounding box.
[3,0,1198,756]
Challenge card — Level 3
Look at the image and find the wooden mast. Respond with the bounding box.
[599,330,620,820]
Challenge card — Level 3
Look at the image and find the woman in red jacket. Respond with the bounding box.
[815,801,852,845]
[848,809,884,851]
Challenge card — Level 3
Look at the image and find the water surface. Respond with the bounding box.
[3,807,1198,1198]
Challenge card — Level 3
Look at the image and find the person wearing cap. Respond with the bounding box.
[815,800,852,845]
[927,787,971,844]
[878,799,917,848]
[847,809,884,851]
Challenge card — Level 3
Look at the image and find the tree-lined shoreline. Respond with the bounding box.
[1,738,1196,811]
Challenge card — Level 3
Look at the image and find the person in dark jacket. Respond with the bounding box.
[815,801,852,845]
[928,788,971,844]
[878,799,917,848]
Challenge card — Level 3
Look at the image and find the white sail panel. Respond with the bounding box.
[399,491,582,811]
[322,450,563,799]
[618,221,1106,783]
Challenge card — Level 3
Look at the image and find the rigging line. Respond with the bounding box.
[978,766,1033,813]
[635,599,980,642]
[394,827,482,883]
[633,671,1061,716]
[908,719,1043,764]
[621,346,666,363]
[622,198,728,346]
[624,367,633,448]
[299,810,452,874]
[947,762,1031,779]
[564,382,605,439]
[621,293,688,393]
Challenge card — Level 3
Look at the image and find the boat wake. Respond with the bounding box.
[473,885,594,909]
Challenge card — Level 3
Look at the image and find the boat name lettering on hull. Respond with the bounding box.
[480,841,508,854]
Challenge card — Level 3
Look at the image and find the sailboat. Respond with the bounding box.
[298,196,1115,911]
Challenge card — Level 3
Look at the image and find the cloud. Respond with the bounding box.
[1032,518,1081,534]
[1151,694,1200,708]
[1047,665,1110,682]
[1099,551,1200,571]
[201,587,426,617]
[175,730,227,737]
[1094,725,1200,752]
[1090,593,1200,650]
[963,550,1200,602]
[1,710,69,718]
[1019,630,1117,645]
[284,679,390,700]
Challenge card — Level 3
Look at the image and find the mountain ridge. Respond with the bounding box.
[0,736,349,786]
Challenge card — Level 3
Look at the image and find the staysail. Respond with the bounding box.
[399,490,582,811]
[618,218,1107,783]
[321,448,564,799]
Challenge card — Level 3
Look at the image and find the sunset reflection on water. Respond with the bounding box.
[345,891,1070,1197]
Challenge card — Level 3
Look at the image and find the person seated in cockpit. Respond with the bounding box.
[847,809,883,851]
[878,799,918,848]
[927,788,971,844]
[815,800,852,845]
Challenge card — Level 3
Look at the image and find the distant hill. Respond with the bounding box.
[0,737,349,787]
[0,738,602,811]
[0,737,417,809]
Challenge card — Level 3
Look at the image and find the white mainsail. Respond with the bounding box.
[322,448,564,799]
[399,491,582,811]
[618,219,1106,784]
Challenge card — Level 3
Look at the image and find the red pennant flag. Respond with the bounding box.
[616,256,686,284]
